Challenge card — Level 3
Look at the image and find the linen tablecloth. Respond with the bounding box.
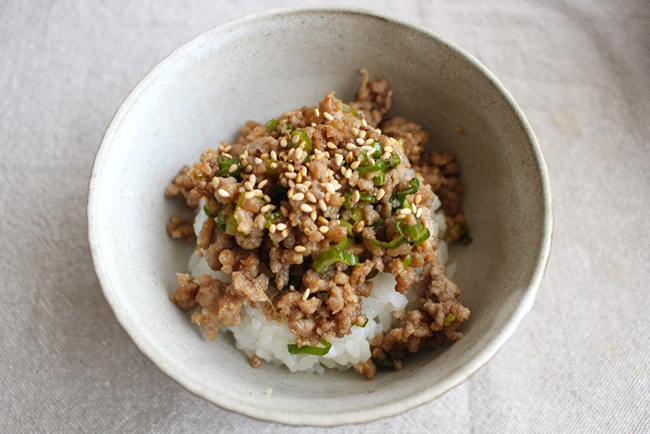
[1,0,648,432]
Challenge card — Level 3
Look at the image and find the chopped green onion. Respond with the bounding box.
[354,315,368,327]
[350,207,363,223]
[371,235,405,249]
[313,237,358,273]
[340,220,354,236]
[264,211,281,228]
[357,161,386,175]
[215,207,228,232]
[373,173,385,186]
[359,192,377,203]
[391,177,421,209]
[215,155,242,178]
[395,219,430,246]
[290,129,313,156]
[444,313,456,327]
[287,338,332,356]
[388,153,401,168]
[265,118,279,131]
[341,103,360,118]
[372,357,396,369]
[403,253,413,269]
[203,204,217,218]
[372,140,382,159]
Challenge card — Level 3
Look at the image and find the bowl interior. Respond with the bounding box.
[88,8,551,426]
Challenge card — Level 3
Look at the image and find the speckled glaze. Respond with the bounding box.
[88,7,552,426]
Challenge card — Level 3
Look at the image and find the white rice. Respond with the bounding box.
[188,196,453,373]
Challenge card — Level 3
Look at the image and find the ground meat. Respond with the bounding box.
[166,215,195,242]
[165,69,470,378]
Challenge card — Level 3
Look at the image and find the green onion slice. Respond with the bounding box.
[215,155,242,178]
[313,237,358,273]
[372,357,396,369]
[372,140,383,159]
[290,129,313,156]
[403,253,413,269]
[444,313,456,327]
[287,338,332,356]
[203,204,217,218]
[371,235,405,249]
[395,219,430,246]
[265,118,279,131]
[391,177,421,209]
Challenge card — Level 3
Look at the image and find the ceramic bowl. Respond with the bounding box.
[88,6,552,426]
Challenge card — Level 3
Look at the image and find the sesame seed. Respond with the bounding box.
[399,208,412,215]
[314,108,320,117]
[355,138,365,145]
[302,288,311,300]
[292,134,300,144]
[364,138,374,146]
[416,208,423,218]
[306,192,317,203]
[258,179,268,189]
[360,145,374,153]
[260,204,274,213]
[318,225,329,234]
[323,111,334,121]
[310,122,316,127]
[327,142,337,150]
[381,152,391,160]
[351,190,360,203]
[241,150,249,159]
[317,216,329,225]
[217,189,230,198]
[280,137,288,147]
[414,194,422,205]
[269,224,277,233]
[287,164,295,172]
[377,188,386,200]
[318,199,327,212]
[334,154,344,166]
[384,146,394,153]
[296,173,303,183]
[281,229,289,237]
[276,223,287,231]
[345,143,357,151]
[300,204,313,213]
[285,172,297,179]
[294,245,306,253]
[350,161,360,170]
[300,166,307,176]
[266,388,273,396]
[254,157,263,165]
[253,189,263,197]
[354,221,365,232]
[344,168,352,179]
[280,206,288,217]
[292,192,305,201]
[359,130,367,139]
[411,203,417,213]
[211,178,220,188]
[245,165,253,173]
[270,151,277,161]
[228,164,238,173]
[310,210,317,220]
[245,191,256,199]
[263,194,271,202]
[295,148,303,160]
[395,214,406,220]
[243,181,253,191]
[361,118,368,127]
[345,152,354,163]
[351,128,359,136]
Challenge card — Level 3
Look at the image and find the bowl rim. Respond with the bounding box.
[87,5,553,426]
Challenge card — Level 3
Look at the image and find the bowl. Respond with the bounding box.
[87,6,552,426]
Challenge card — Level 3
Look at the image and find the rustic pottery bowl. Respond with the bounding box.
[88,6,552,426]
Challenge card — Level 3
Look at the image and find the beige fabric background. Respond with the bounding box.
[1,0,648,432]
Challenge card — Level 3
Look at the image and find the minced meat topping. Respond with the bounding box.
[165,70,470,379]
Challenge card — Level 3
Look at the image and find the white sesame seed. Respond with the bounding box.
[253,189,263,197]
[399,208,412,215]
[294,245,306,253]
[263,194,271,202]
[345,143,357,151]
[350,128,359,136]
[260,204,274,213]
[325,183,336,194]
[228,164,238,173]
[334,154,344,166]
[285,172,297,179]
[245,191,256,199]
[350,161,360,170]
[326,142,337,150]
[310,210,317,220]
[282,229,289,237]
[414,194,422,205]
[416,208,423,218]
[258,179,268,189]
[276,223,287,231]
[354,221,365,232]
[300,204,313,213]
[280,206,288,217]
[318,199,327,212]
[310,122,316,127]
[245,165,253,173]
[351,190,360,203]
[344,168,352,179]
[292,134,300,144]
[381,152,391,160]
[280,137,288,147]
[377,188,386,200]
[314,108,320,117]
[269,224,276,233]
[323,111,334,121]
[270,162,277,169]
[292,192,305,201]
[211,178,220,188]
[306,192,317,203]
[411,203,417,213]
[355,138,365,145]
[217,189,230,198]
[364,138,374,146]
[302,288,311,300]
[300,166,307,176]
[359,130,367,139]
[384,146,394,153]
[319,225,329,234]
[295,148,303,161]
[395,214,406,220]
[361,118,368,127]
[254,157,263,165]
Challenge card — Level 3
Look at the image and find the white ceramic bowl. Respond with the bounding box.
[88,7,552,426]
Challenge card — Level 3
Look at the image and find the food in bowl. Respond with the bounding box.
[165,69,470,379]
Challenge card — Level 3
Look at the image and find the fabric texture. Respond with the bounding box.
[0,0,648,432]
